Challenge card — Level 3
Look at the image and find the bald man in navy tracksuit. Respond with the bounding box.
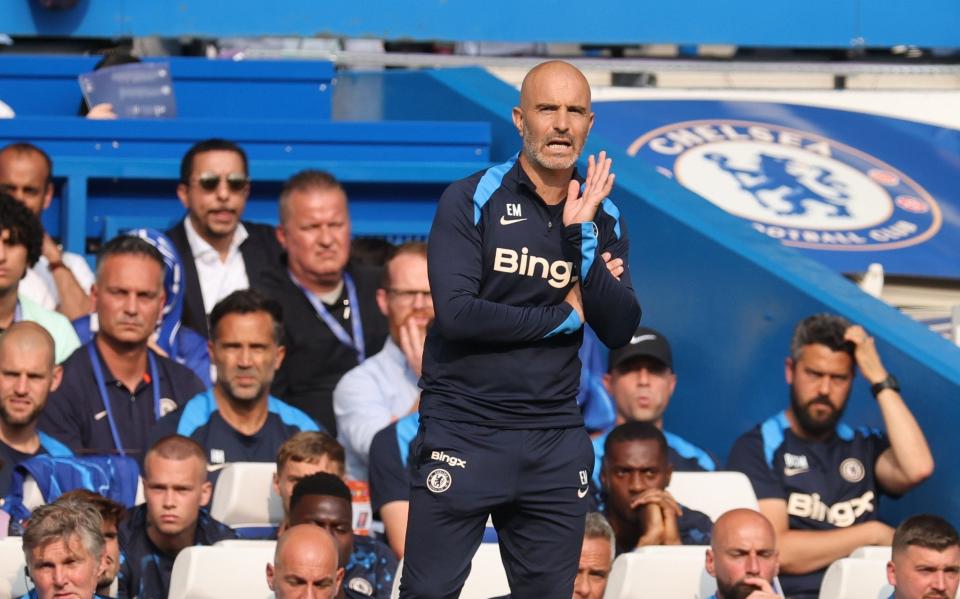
[399,61,641,599]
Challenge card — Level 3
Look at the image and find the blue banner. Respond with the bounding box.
[592,100,960,278]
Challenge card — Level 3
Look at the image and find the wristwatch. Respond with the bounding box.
[870,374,900,398]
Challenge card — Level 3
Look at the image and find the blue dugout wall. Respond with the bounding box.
[2,0,959,47]
[337,67,960,527]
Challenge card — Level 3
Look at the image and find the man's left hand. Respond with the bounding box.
[603,252,624,281]
[42,233,63,264]
[563,151,615,226]
[844,325,888,385]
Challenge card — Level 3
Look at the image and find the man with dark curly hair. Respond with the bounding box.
[0,191,79,363]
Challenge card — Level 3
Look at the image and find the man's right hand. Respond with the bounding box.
[564,283,584,323]
[742,577,782,598]
[636,503,665,547]
[398,317,428,378]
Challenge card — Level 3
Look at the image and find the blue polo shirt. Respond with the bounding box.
[343,534,398,599]
[149,389,320,470]
[38,342,205,459]
[0,432,72,497]
[117,504,236,599]
[727,411,889,599]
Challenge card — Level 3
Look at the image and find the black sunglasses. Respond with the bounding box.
[193,172,250,192]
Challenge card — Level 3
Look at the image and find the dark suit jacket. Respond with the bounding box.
[260,262,388,434]
[166,219,283,339]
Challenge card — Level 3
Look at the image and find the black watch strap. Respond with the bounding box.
[871,374,900,397]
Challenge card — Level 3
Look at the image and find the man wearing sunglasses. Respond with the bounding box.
[166,138,283,339]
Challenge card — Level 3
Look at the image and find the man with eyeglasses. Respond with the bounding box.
[334,242,431,482]
[166,138,283,339]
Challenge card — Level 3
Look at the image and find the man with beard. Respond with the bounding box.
[149,289,319,473]
[334,241,432,482]
[887,514,960,599]
[727,314,934,599]
[166,139,282,339]
[400,60,641,599]
[705,509,782,599]
[0,322,72,497]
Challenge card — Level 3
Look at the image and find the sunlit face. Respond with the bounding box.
[0,228,29,293]
[601,439,671,524]
[375,252,433,343]
[27,535,103,599]
[177,150,249,242]
[512,63,594,172]
[572,536,613,599]
[605,357,676,425]
[0,336,59,428]
[706,517,780,599]
[786,344,854,437]
[211,311,285,404]
[143,454,212,539]
[288,495,354,569]
[889,545,960,599]
[277,187,351,288]
[0,150,52,215]
[93,254,166,347]
[273,457,344,515]
[99,519,121,588]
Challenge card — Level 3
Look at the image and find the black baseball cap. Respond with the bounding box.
[608,326,673,372]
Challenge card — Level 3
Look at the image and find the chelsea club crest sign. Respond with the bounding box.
[627,120,942,251]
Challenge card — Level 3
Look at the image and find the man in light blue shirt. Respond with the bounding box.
[705,509,783,599]
[333,242,431,481]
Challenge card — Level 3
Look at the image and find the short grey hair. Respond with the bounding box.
[22,499,106,567]
[584,512,616,565]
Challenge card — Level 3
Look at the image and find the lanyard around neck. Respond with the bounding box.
[87,342,161,457]
[288,271,366,363]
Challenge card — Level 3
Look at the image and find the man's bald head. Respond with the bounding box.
[519,60,592,107]
[513,60,595,173]
[268,524,343,599]
[0,321,56,368]
[707,509,780,599]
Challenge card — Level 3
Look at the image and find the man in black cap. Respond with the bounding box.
[591,326,716,487]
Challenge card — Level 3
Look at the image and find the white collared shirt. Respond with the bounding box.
[184,218,250,315]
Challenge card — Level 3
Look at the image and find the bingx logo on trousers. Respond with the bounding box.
[628,120,941,251]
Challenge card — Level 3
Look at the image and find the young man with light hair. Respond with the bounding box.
[887,514,960,599]
[22,499,108,599]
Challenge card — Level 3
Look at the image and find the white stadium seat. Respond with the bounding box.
[634,544,709,557]
[666,471,759,522]
[604,552,717,599]
[819,557,893,599]
[168,544,276,599]
[209,462,283,528]
[0,536,29,599]
[849,545,892,561]
[391,543,510,599]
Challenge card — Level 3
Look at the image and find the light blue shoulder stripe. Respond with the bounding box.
[473,154,517,225]
[601,198,622,240]
[664,430,717,471]
[760,411,790,469]
[268,396,321,432]
[176,390,218,437]
[837,421,854,442]
[544,309,582,338]
[38,432,73,457]
[396,412,421,467]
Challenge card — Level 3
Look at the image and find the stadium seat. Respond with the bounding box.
[390,543,510,599]
[818,557,893,599]
[21,472,145,510]
[635,544,710,557]
[666,471,759,522]
[849,545,893,561]
[167,544,275,599]
[0,536,29,599]
[604,552,717,599]
[209,462,283,529]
